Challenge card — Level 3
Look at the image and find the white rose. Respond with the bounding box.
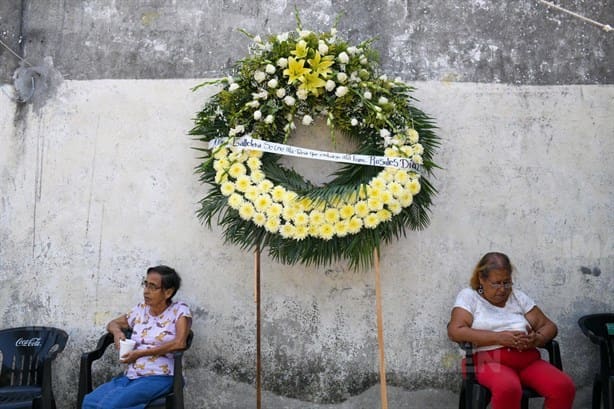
[247,100,260,108]
[284,95,296,106]
[299,30,312,38]
[267,78,278,89]
[253,35,262,43]
[254,110,262,120]
[335,86,348,97]
[318,41,329,55]
[296,89,309,100]
[276,88,286,98]
[228,83,240,92]
[325,80,336,92]
[337,72,348,83]
[302,115,313,126]
[364,91,372,100]
[254,71,266,83]
[265,64,276,74]
[378,96,388,105]
[350,118,358,126]
[337,52,349,64]
[277,58,288,68]
[347,46,358,55]
[380,129,391,139]
[277,32,289,42]
[264,115,274,124]
[360,56,368,65]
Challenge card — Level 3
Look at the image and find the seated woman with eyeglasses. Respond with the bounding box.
[447,252,575,409]
[82,265,192,409]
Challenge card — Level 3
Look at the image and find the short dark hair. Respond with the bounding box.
[147,265,181,300]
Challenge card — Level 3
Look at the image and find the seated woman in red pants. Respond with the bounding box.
[447,252,575,409]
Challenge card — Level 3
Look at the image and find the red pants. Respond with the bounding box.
[468,348,575,409]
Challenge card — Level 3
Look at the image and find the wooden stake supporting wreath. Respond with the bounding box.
[190,13,439,408]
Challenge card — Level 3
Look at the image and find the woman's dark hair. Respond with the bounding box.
[147,265,181,301]
[469,252,513,290]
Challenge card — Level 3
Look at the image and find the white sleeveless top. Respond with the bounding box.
[453,288,536,352]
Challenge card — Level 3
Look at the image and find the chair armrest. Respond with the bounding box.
[542,340,562,370]
[77,332,115,408]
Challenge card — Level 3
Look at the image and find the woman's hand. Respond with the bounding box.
[497,330,526,348]
[119,349,142,364]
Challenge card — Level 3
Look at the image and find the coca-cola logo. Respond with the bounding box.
[15,337,42,347]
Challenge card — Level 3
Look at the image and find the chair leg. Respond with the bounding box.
[592,377,601,409]
[459,386,466,409]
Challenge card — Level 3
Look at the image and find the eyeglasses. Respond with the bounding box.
[141,279,162,291]
[486,279,513,290]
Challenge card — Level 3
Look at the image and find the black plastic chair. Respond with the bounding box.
[578,313,614,409]
[458,340,562,409]
[77,329,193,409]
[0,326,69,409]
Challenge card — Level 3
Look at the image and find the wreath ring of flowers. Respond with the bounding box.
[190,17,439,269]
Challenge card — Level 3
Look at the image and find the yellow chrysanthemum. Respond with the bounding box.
[239,202,255,220]
[283,57,310,84]
[399,191,413,207]
[282,205,298,221]
[220,181,235,196]
[244,186,259,201]
[265,217,281,233]
[271,186,286,202]
[380,190,393,205]
[267,203,283,218]
[293,211,309,226]
[339,204,355,219]
[388,182,404,197]
[294,225,309,240]
[228,193,243,209]
[280,223,296,239]
[247,157,261,170]
[257,180,274,193]
[228,163,246,178]
[282,190,298,205]
[388,200,402,215]
[247,149,263,158]
[318,224,335,240]
[250,170,266,183]
[364,213,379,229]
[347,217,363,234]
[309,210,324,226]
[214,171,228,184]
[394,170,410,185]
[253,212,267,226]
[368,197,384,211]
[370,177,386,191]
[408,179,421,195]
[377,209,392,222]
[355,201,369,218]
[324,208,339,224]
[254,194,272,212]
[213,148,228,160]
[235,175,251,192]
[334,221,349,237]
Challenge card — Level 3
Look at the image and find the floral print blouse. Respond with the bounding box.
[125,301,191,379]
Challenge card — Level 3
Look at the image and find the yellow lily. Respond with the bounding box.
[283,57,311,84]
[307,52,334,78]
[290,40,309,58]
[299,71,327,95]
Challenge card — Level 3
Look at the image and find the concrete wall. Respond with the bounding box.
[1,1,613,409]
[1,79,612,408]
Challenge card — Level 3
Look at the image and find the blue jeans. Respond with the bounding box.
[81,375,173,409]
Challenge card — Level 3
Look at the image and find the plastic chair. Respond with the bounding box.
[458,340,562,409]
[0,326,69,409]
[77,329,193,409]
[578,313,614,409]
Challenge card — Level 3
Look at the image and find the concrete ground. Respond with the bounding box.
[186,368,593,409]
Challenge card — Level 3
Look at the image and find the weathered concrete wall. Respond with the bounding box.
[1,79,612,408]
[1,0,613,84]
